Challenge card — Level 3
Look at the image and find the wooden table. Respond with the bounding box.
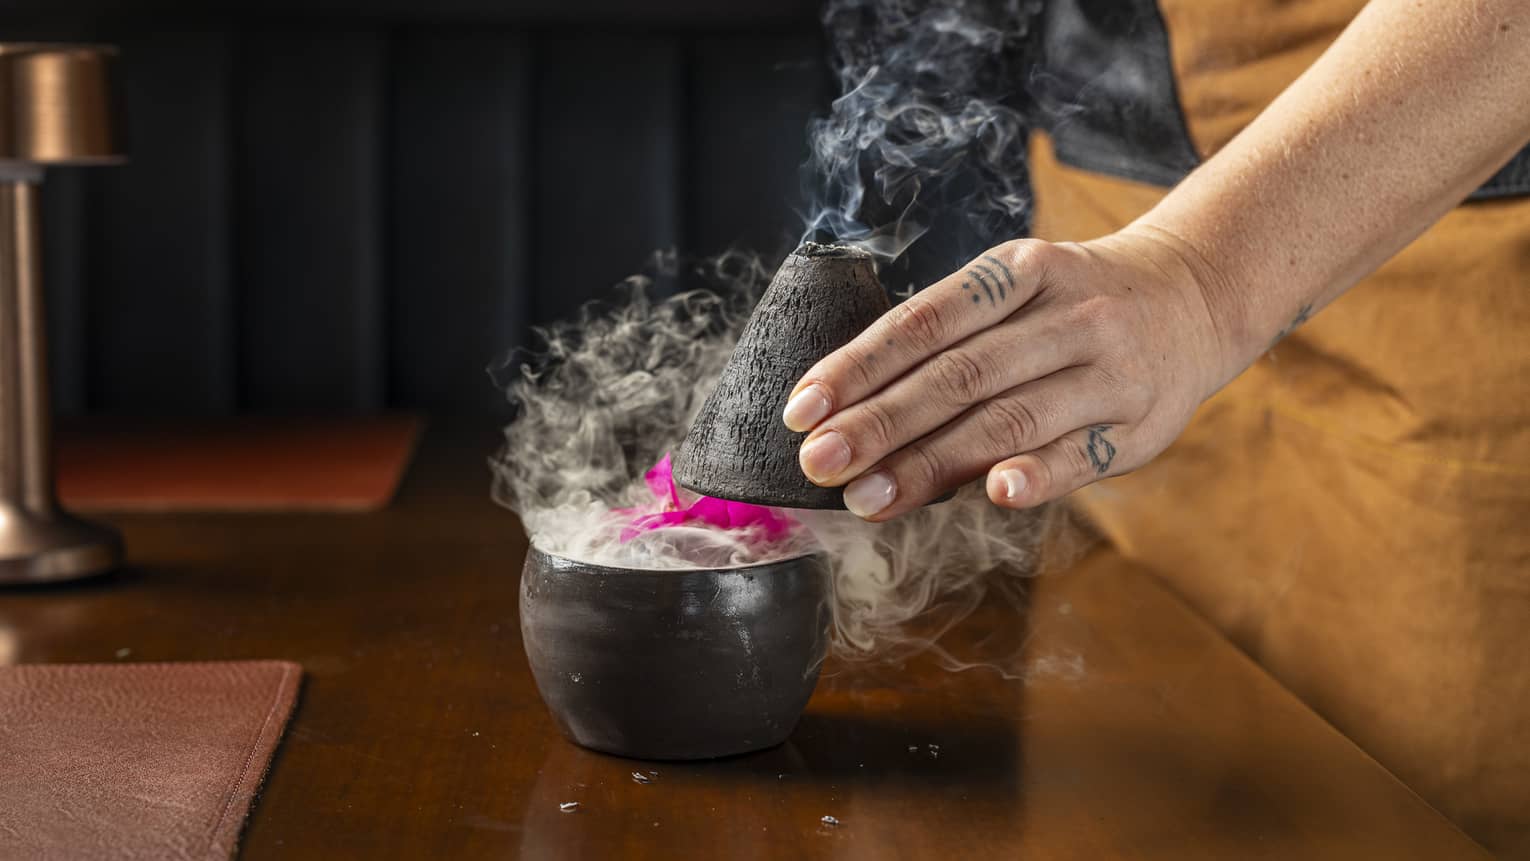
[1,423,1488,859]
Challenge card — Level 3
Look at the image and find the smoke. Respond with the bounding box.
[802,0,1042,285]
[489,251,813,572]
[790,0,1065,664]
[795,486,1069,666]
[493,251,1073,665]
[494,0,1075,667]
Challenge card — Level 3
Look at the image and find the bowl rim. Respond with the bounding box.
[525,544,826,577]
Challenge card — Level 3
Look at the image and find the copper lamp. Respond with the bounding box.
[0,44,125,583]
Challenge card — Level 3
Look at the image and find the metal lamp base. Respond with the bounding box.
[0,45,127,587]
[0,505,121,583]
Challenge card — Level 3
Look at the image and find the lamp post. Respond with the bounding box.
[0,44,125,583]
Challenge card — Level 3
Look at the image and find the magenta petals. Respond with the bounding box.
[619,453,795,542]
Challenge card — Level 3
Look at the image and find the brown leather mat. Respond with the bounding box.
[0,661,302,860]
[55,415,422,512]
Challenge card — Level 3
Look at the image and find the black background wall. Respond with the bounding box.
[8,1,829,416]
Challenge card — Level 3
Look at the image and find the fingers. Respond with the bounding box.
[986,423,1125,510]
[783,240,1052,433]
[797,307,1079,487]
[837,366,1116,520]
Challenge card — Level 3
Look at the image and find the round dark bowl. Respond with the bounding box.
[520,546,831,760]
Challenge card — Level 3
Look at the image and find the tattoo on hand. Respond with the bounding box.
[966,270,1003,308]
[973,264,1006,301]
[1085,424,1116,475]
[962,256,1018,309]
[1270,303,1314,347]
[967,274,995,307]
[982,255,1016,290]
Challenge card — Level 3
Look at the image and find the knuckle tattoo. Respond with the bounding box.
[981,255,1017,290]
[956,247,1025,309]
[1084,424,1118,476]
[960,251,1021,309]
[966,268,999,306]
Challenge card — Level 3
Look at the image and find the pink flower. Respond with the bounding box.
[619,454,795,542]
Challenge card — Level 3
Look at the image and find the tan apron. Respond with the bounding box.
[1030,1,1530,855]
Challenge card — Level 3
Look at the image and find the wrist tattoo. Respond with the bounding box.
[1270,303,1314,348]
[1086,424,1117,475]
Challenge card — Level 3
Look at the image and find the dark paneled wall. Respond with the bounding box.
[20,11,826,415]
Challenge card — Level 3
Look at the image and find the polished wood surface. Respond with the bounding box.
[1,423,1487,859]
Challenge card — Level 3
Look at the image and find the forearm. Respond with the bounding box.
[1132,0,1530,383]
[785,2,1530,515]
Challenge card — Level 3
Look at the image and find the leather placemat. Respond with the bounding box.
[55,414,422,512]
[0,661,302,861]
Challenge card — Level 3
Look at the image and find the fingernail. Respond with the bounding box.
[783,384,832,432]
[844,471,896,519]
[799,431,852,483]
[997,468,1027,501]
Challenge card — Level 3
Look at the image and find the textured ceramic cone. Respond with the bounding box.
[675,242,888,509]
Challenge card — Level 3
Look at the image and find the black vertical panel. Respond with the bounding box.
[40,170,91,417]
[533,35,683,325]
[90,31,235,414]
[236,31,386,411]
[689,34,825,262]
[389,30,531,413]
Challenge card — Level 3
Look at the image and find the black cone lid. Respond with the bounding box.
[674,243,889,509]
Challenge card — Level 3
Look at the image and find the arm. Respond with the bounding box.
[783,0,1530,521]
[1142,0,1530,375]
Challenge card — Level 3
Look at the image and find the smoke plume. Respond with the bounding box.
[490,251,812,572]
[492,254,1069,665]
[495,0,1070,667]
[802,0,1042,289]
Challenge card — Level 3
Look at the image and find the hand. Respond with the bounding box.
[782,228,1236,520]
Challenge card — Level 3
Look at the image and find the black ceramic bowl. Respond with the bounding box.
[520,546,831,760]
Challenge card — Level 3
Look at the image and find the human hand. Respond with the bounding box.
[782,228,1237,520]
